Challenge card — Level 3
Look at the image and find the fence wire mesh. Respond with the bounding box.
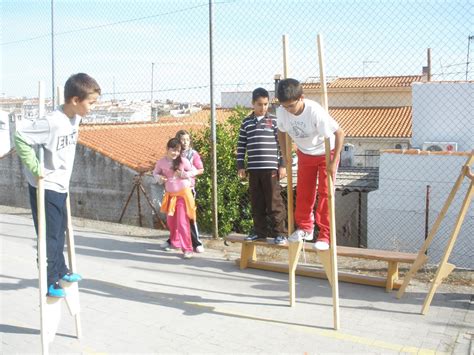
[2,1,473,268]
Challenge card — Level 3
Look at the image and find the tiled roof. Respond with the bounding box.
[330,106,412,138]
[78,106,412,173]
[78,109,235,173]
[303,75,423,89]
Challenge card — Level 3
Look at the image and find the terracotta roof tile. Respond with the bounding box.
[78,109,235,173]
[78,106,412,172]
[330,106,412,138]
[303,75,423,89]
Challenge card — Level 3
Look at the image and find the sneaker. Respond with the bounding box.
[183,251,193,259]
[161,241,171,249]
[47,283,65,298]
[61,272,82,283]
[314,240,330,251]
[244,234,266,242]
[288,229,313,243]
[274,236,287,245]
[195,245,205,253]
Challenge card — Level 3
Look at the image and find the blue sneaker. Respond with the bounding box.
[61,272,82,283]
[274,236,288,245]
[47,283,65,298]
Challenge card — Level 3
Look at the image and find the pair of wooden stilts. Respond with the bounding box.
[283,34,473,330]
[282,34,340,330]
[37,146,81,355]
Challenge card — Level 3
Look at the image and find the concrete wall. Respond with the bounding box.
[412,82,473,151]
[0,151,31,208]
[368,153,473,268]
[0,145,158,229]
[70,145,156,228]
[0,111,11,157]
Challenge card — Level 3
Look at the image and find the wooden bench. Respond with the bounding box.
[225,235,418,291]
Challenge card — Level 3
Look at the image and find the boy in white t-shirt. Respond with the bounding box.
[276,78,344,250]
[15,73,101,297]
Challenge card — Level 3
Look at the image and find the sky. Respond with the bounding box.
[1,0,472,103]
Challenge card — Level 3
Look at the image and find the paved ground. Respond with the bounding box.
[1,209,473,354]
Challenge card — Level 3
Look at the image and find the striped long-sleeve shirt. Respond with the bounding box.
[236,112,283,171]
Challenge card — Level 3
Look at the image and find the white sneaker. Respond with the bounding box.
[314,240,330,251]
[288,229,313,243]
[195,245,205,253]
[183,251,193,259]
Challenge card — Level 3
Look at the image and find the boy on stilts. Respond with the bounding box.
[15,73,101,297]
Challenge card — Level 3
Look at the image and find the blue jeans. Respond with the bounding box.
[29,184,69,286]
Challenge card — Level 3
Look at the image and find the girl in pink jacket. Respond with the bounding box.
[153,138,197,259]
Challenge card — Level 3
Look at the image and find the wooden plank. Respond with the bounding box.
[235,259,403,289]
[225,235,417,264]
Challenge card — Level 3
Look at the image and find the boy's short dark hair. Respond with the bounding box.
[252,87,269,102]
[64,73,101,103]
[277,78,303,102]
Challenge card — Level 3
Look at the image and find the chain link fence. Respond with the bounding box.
[2,1,472,268]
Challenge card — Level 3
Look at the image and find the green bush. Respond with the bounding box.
[192,107,253,237]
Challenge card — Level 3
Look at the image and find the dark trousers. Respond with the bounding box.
[248,169,287,238]
[29,184,69,287]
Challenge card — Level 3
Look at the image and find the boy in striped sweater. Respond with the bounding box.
[236,88,287,245]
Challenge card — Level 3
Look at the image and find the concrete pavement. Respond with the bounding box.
[1,210,472,354]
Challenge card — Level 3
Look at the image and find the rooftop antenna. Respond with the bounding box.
[466,35,474,81]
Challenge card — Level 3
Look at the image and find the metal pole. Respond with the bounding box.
[51,0,55,108]
[424,185,431,255]
[209,0,218,238]
[426,48,432,82]
[151,62,155,121]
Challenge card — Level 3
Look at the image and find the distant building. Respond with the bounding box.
[221,90,276,109]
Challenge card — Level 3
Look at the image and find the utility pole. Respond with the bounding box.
[151,62,155,121]
[51,0,55,108]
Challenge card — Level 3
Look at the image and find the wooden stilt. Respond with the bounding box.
[281,34,300,307]
[318,33,340,330]
[317,250,333,287]
[396,153,474,302]
[37,146,62,355]
[63,196,82,338]
[421,179,472,314]
[288,241,302,306]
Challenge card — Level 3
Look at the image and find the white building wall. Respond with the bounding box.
[221,91,275,109]
[411,82,473,151]
[368,153,472,268]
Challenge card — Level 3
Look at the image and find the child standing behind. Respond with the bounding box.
[175,130,205,252]
[236,87,288,245]
[153,138,197,259]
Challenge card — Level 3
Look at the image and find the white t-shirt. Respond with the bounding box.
[17,107,81,193]
[276,99,339,155]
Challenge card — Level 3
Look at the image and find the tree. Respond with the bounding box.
[192,107,253,237]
